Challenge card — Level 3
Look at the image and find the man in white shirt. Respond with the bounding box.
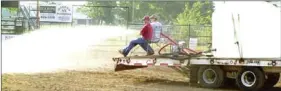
[149,14,163,43]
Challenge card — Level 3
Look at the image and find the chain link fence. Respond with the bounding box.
[13,4,212,51]
[127,24,212,51]
[166,24,212,51]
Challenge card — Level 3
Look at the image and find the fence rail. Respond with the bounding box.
[127,24,212,50]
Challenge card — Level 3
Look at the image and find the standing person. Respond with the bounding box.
[150,14,163,43]
[118,16,154,57]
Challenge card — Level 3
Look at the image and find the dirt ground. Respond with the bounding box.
[2,37,281,91]
[3,68,281,91]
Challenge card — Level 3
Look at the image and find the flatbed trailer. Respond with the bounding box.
[112,2,281,90]
[112,55,281,91]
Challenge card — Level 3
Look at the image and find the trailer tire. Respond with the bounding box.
[198,66,225,88]
[236,67,265,91]
[263,73,280,89]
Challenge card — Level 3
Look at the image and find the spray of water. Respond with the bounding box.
[2,25,136,74]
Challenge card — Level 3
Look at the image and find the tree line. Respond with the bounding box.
[77,0,214,50]
[77,0,214,26]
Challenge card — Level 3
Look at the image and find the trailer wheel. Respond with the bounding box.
[263,73,280,89]
[198,66,225,88]
[236,67,265,91]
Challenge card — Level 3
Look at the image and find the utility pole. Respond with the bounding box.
[36,0,40,28]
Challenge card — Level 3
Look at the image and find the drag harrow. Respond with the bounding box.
[112,55,190,71]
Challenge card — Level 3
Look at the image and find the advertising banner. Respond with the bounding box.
[40,5,72,22]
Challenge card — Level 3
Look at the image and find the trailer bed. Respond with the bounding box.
[112,56,281,91]
[113,55,281,67]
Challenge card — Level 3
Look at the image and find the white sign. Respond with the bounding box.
[189,38,198,50]
[2,34,18,40]
[40,5,72,22]
[56,5,72,22]
[40,5,56,22]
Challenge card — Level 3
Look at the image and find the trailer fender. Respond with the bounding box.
[263,73,280,89]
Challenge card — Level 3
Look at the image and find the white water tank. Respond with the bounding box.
[212,1,281,58]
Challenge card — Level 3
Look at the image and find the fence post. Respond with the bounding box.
[125,7,130,46]
[187,24,191,48]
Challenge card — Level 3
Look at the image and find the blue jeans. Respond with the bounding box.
[123,38,154,56]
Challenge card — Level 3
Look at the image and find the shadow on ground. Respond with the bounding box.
[138,77,281,91]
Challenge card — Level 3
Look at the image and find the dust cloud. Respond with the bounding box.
[2,26,136,74]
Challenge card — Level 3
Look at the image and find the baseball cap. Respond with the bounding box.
[142,16,150,21]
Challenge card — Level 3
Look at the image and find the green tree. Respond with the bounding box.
[77,1,213,26]
[77,1,117,25]
[78,1,187,25]
[174,0,213,50]
[118,1,186,24]
[175,1,213,25]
